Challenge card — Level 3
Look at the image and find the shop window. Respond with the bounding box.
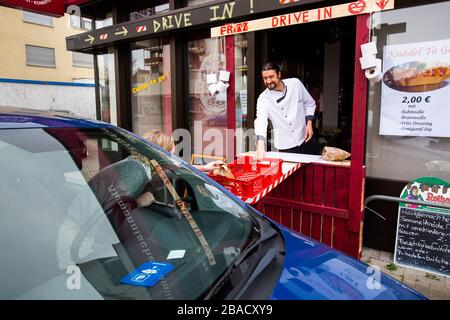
[235,34,249,153]
[130,39,172,137]
[25,45,55,68]
[187,37,228,159]
[366,1,450,181]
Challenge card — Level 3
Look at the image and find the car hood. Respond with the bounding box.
[270,226,426,300]
[0,108,111,129]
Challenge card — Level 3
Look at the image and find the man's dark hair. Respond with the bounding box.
[262,61,282,73]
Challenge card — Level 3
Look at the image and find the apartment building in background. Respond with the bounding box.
[0,6,95,118]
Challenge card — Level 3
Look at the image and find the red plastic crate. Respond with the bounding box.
[208,156,283,197]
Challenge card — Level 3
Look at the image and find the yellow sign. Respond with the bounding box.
[132,73,170,94]
[211,0,394,37]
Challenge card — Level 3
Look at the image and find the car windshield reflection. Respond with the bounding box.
[0,127,261,299]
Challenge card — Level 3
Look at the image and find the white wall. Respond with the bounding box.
[0,82,95,119]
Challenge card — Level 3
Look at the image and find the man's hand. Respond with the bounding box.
[256,140,266,161]
[136,191,155,208]
[199,160,225,172]
[304,120,314,142]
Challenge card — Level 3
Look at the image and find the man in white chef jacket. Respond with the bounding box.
[255,62,317,160]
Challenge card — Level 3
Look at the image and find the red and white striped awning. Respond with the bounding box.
[239,162,302,204]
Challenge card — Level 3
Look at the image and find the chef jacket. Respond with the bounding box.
[254,78,316,150]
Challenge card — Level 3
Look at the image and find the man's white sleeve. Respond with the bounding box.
[298,80,316,118]
[254,98,269,140]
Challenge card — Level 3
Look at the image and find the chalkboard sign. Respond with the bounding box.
[394,177,450,277]
[395,207,450,277]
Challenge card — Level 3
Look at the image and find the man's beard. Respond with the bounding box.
[266,82,277,90]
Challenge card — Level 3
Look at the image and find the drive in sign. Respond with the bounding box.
[211,0,395,37]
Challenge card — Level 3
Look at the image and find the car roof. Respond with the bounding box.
[0,106,112,129]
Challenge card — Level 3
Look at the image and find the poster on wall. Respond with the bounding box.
[394,177,450,277]
[380,39,450,137]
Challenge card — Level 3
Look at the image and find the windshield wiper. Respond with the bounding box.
[203,227,278,300]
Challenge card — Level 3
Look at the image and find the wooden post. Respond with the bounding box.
[226,35,236,161]
[347,14,369,259]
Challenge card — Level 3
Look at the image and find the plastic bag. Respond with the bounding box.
[321,146,351,161]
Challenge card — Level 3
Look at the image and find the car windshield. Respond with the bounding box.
[0,127,260,300]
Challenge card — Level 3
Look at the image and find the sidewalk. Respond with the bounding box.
[361,247,450,300]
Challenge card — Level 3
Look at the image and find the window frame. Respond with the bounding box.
[22,11,53,27]
[25,44,56,68]
[70,15,93,31]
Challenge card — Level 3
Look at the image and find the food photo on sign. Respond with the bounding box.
[383,61,450,92]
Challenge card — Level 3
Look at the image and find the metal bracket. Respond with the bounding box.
[365,194,450,210]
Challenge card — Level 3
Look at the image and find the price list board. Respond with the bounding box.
[395,207,450,277]
[395,178,450,277]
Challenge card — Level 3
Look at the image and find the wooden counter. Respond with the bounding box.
[239,152,358,258]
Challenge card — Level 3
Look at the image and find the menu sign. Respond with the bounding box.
[380,39,450,137]
[394,177,450,277]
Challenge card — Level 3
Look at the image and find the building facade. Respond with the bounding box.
[62,0,450,256]
[0,6,95,117]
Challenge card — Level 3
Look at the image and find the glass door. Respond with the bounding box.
[131,38,172,136]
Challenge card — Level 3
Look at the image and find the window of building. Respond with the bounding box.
[187,0,213,6]
[70,15,93,30]
[23,11,53,27]
[129,2,169,21]
[72,52,94,68]
[25,45,56,68]
[95,17,113,29]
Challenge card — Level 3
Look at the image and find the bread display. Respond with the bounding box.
[321,147,351,161]
[211,162,235,179]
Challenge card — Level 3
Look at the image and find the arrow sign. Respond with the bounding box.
[115,26,128,36]
[376,0,389,10]
[84,34,94,45]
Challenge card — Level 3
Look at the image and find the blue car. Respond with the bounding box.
[0,107,425,300]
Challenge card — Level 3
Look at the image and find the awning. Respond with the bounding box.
[0,0,93,17]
